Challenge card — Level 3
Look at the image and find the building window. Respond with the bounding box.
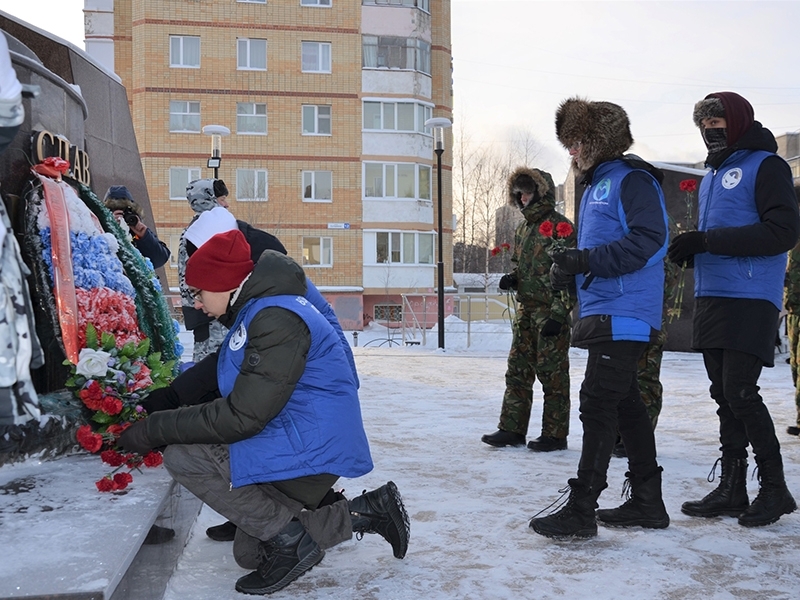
[237,169,268,201]
[302,0,331,5]
[237,38,267,70]
[238,0,266,3]
[362,35,430,75]
[169,167,201,200]
[363,100,432,133]
[169,101,201,132]
[237,103,267,135]
[374,304,402,322]
[375,231,434,264]
[362,0,429,10]
[301,42,332,73]
[302,171,332,202]
[302,236,332,267]
[170,36,200,68]
[302,105,331,135]
[364,162,431,200]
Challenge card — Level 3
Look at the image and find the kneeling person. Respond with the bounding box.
[120,230,409,595]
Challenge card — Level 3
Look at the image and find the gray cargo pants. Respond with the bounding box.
[163,444,353,568]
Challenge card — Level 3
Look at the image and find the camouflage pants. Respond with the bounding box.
[637,331,666,430]
[787,313,800,427]
[498,307,570,438]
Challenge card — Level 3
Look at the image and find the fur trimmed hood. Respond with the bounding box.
[555,97,633,173]
[507,167,554,208]
[103,186,143,217]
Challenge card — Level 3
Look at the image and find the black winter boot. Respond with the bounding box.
[206,520,237,542]
[596,467,669,529]
[681,456,749,518]
[481,429,525,447]
[235,521,324,595]
[349,481,410,558]
[528,479,602,539]
[738,454,797,527]
[527,436,567,452]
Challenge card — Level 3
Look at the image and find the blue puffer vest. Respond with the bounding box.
[695,150,786,310]
[218,294,373,488]
[576,160,667,335]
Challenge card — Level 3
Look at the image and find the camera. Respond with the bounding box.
[122,208,139,228]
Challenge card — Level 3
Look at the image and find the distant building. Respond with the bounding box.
[83,0,453,330]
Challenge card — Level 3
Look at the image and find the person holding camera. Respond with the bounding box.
[481,167,576,452]
[103,185,171,269]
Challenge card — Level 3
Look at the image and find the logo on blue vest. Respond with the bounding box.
[721,167,742,190]
[591,178,611,204]
[229,323,247,351]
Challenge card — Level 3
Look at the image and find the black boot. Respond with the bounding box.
[681,456,749,518]
[527,435,567,452]
[528,479,602,539]
[596,467,669,529]
[481,429,525,447]
[206,520,237,542]
[349,481,410,558]
[738,454,797,527]
[235,521,324,595]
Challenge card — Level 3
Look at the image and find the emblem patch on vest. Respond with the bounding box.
[721,167,742,190]
[591,178,611,204]
[229,323,247,351]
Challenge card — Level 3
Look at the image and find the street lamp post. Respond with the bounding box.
[202,125,231,179]
[425,117,452,349]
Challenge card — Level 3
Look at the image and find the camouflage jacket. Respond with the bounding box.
[510,199,577,322]
[785,242,800,313]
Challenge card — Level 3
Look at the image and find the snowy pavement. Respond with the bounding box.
[162,328,800,600]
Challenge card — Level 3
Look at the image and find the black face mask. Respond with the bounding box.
[702,127,728,154]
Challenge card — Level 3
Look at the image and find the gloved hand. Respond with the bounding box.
[139,386,180,414]
[498,273,518,291]
[118,420,154,455]
[549,263,575,291]
[668,231,708,266]
[540,318,564,337]
[552,248,590,275]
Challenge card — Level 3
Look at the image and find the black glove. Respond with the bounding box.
[552,248,590,275]
[499,273,518,291]
[540,318,564,337]
[118,420,154,455]
[549,263,575,291]
[667,231,708,266]
[139,386,180,414]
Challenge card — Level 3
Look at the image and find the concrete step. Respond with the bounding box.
[0,453,201,600]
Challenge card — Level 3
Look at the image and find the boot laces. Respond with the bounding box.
[706,457,722,483]
[530,484,571,519]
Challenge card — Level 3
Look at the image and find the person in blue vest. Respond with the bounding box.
[119,229,409,595]
[668,91,799,527]
[528,97,670,539]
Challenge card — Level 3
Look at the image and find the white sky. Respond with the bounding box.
[2,1,799,182]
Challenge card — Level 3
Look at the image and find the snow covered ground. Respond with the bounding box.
[162,322,800,600]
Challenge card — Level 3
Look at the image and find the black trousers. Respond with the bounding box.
[702,348,780,461]
[577,341,659,491]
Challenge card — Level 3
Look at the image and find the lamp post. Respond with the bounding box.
[202,124,230,179]
[424,117,452,349]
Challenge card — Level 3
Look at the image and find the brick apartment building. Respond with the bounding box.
[83,0,453,329]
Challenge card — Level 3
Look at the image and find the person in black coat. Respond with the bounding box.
[104,186,171,269]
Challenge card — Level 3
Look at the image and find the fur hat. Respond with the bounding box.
[692,97,725,128]
[213,179,229,198]
[185,230,254,292]
[184,206,238,249]
[692,92,754,147]
[555,97,633,173]
[507,167,553,208]
[186,178,220,214]
[103,185,143,217]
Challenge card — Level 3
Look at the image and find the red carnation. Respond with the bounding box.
[96,476,115,492]
[143,451,163,468]
[100,450,126,467]
[490,247,501,257]
[555,222,574,239]
[538,221,554,237]
[77,424,103,453]
[501,242,511,251]
[679,179,697,192]
[106,423,126,437]
[79,381,105,411]
[101,396,123,416]
[113,472,134,490]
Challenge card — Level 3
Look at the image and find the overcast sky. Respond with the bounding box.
[2,0,799,182]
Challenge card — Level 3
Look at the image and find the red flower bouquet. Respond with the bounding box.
[539,220,574,254]
[65,323,175,492]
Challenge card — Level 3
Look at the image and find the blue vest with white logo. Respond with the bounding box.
[218,294,373,488]
[694,150,786,310]
[575,160,667,336]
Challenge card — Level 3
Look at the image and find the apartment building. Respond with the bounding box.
[84,0,453,329]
